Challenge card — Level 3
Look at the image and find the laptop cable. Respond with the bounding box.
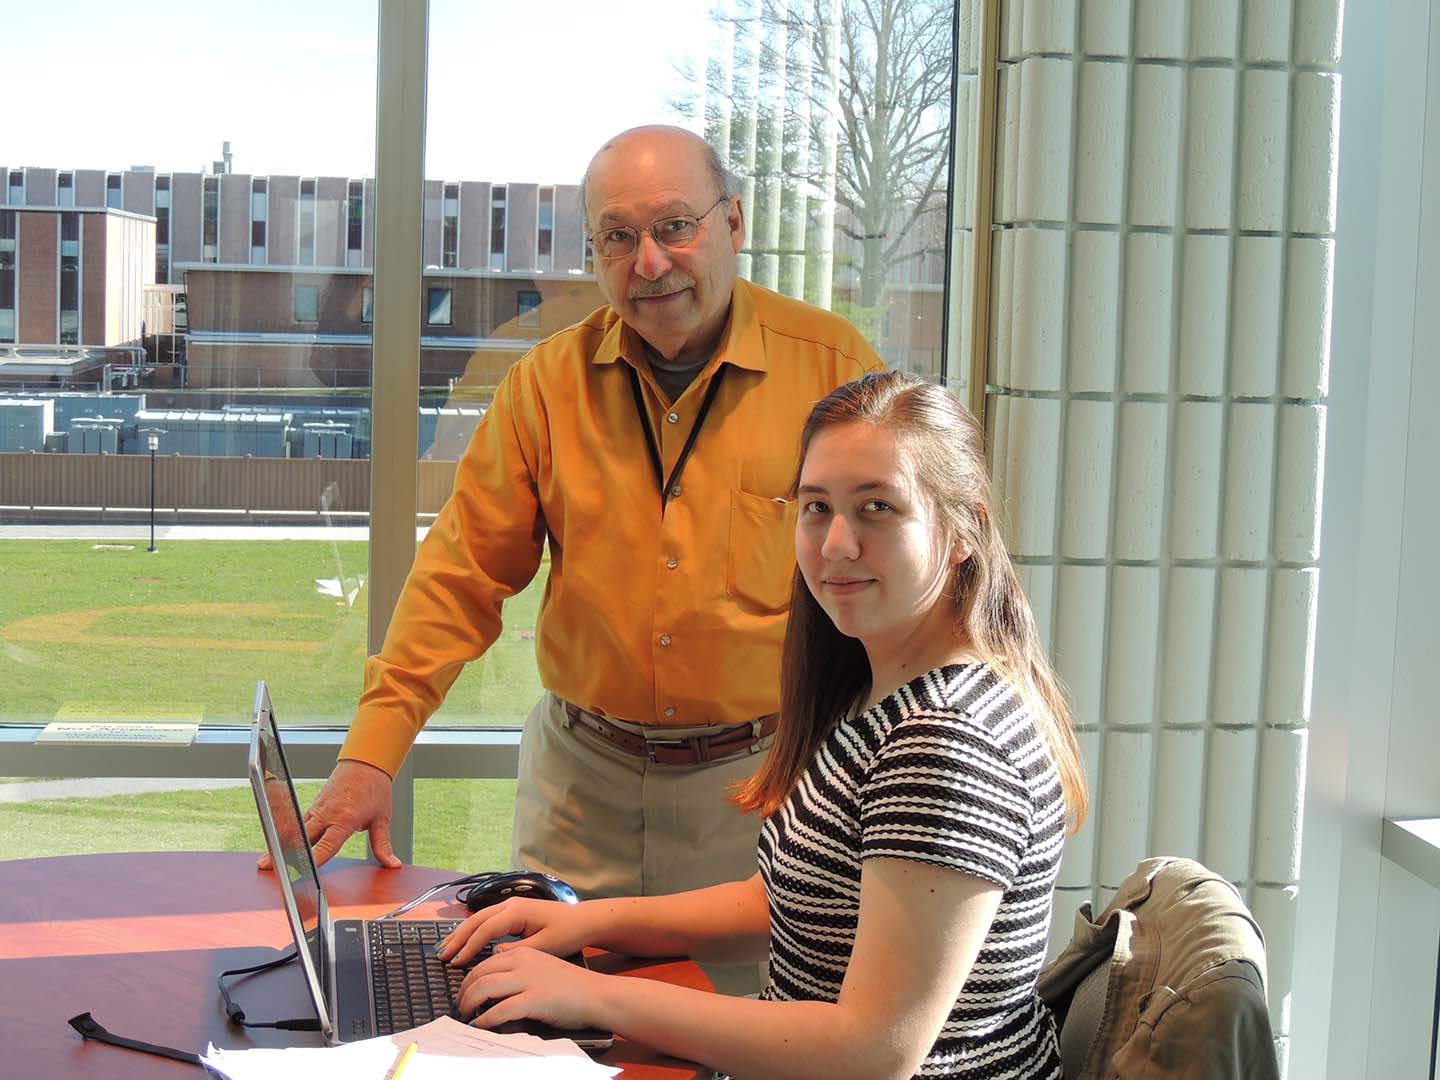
[66,949,320,1072]
[217,947,324,1030]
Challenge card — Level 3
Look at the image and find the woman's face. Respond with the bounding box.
[795,421,962,658]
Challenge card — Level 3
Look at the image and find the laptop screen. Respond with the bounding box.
[248,681,332,1030]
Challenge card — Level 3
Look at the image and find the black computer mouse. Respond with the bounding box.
[459,870,580,912]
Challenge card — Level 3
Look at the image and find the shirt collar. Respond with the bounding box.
[591,279,769,374]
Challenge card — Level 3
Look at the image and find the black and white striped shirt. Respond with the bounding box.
[758,663,1066,1079]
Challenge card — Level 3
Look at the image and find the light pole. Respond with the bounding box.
[146,432,159,553]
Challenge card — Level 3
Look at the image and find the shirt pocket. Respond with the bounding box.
[726,489,798,613]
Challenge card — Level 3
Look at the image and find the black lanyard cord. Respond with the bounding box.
[627,362,729,513]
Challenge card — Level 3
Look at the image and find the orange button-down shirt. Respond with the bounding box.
[341,279,883,776]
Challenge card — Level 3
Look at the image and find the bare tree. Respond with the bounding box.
[677,0,953,314]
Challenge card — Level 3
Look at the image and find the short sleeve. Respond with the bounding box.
[859,711,1033,889]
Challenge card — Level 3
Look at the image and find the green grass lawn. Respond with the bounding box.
[0,540,545,726]
[0,779,517,870]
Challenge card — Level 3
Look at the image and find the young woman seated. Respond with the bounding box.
[436,371,1088,1079]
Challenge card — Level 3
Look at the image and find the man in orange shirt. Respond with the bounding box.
[287,126,882,930]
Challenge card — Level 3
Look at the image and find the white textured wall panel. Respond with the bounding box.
[1252,884,1299,1035]
[1255,726,1307,883]
[996,64,1019,223]
[1170,401,1224,559]
[1069,230,1121,389]
[1293,0,1343,65]
[1129,65,1183,226]
[1179,234,1232,395]
[1222,403,1276,559]
[1082,0,1131,56]
[1009,228,1067,389]
[1017,58,1074,222]
[1122,232,1175,392]
[1015,562,1056,652]
[1290,73,1341,234]
[1238,69,1290,231]
[1152,727,1206,854]
[1060,400,1116,557]
[1160,567,1217,728]
[1134,0,1187,59]
[1105,567,1162,726]
[1191,0,1241,60]
[1184,67,1238,228]
[1264,568,1319,727]
[987,2,1342,1061]
[991,230,1016,387]
[1054,565,1109,727]
[1076,63,1129,224]
[1242,0,1294,63]
[1019,0,1074,55]
[1057,728,1104,888]
[1113,402,1168,559]
[1098,729,1154,887]
[1283,237,1333,397]
[1230,237,1285,398]
[1204,725,1259,879]
[996,395,1062,555]
[1213,568,1268,728]
[1274,406,1325,561]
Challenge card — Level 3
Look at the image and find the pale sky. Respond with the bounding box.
[4,0,709,184]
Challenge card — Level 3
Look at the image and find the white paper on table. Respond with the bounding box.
[201,1017,621,1080]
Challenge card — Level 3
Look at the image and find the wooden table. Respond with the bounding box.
[0,851,709,1078]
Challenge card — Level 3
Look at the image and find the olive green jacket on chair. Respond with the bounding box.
[1038,857,1281,1080]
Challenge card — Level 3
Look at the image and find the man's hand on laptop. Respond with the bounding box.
[257,759,403,870]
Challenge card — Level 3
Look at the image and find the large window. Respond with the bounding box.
[0,0,964,877]
[1,1,380,757]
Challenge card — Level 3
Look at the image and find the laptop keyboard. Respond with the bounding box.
[368,919,490,1034]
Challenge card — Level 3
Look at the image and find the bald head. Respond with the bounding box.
[579,126,736,224]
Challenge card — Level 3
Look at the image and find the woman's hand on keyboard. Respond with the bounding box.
[454,946,606,1033]
[437,898,594,967]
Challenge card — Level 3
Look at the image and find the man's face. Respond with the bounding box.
[585,131,745,366]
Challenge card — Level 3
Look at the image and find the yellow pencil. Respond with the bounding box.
[382,1040,418,1080]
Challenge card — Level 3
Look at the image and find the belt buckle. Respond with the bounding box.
[647,734,708,764]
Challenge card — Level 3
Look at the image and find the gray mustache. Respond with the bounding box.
[630,275,695,299]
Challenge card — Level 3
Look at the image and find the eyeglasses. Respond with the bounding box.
[586,195,730,260]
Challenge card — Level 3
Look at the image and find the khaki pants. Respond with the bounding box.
[511,692,770,994]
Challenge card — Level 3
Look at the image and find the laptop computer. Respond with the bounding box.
[246,680,613,1048]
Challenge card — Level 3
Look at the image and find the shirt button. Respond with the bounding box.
[664,707,676,717]
[666,411,679,424]
[666,558,678,570]
[659,634,672,646]
[669,484,682,498]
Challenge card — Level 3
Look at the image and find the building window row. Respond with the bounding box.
[155,175,171,283]
[299,179,317,267]
[0,210,15,342]
[346,180,364,268]
[202,176,219,262]
[442,183,459,270]
[490,185,506,270]
[251,177,268,265]
[59,214,80,345]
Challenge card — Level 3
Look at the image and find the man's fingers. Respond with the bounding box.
[257,850,274,871]
[369,821,402,868]
[310,824,353,867]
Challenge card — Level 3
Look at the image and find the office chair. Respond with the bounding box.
[1038,857,1280,1080]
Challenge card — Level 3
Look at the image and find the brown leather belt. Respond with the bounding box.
[562,701,778,766]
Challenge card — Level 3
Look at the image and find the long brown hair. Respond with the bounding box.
[734,372,1088,830]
